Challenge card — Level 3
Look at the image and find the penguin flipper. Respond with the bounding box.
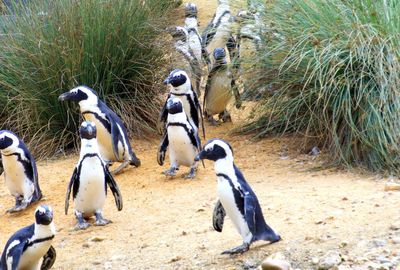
[110,121,123,162]
[8,240,27,270]
[104,168,123,211]
[65,167,78,215]
[212,200,226,232]
[192,90,206,139]
[40,245,56,270]
[157,131,169,166]
[244,193,257,234]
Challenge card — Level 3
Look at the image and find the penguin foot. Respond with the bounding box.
[6,200,28,213]
[112,160,130,175]
[74,221,90,230]
[221,243,250,255]
[219,111,232,123]
[95,218,112,226]
[129,157,141,167]
[208,117,220,126]
[184,167,197,179]
[163,167,177,177]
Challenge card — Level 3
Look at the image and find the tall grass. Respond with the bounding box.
[0,0,177,158]
[239,0,400,173]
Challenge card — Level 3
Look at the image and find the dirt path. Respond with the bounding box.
[1,1,400,269]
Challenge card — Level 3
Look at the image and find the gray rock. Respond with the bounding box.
[261,259,291,270]
[371,239,387,247]
[318,251,342,270]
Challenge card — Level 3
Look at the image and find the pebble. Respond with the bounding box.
[390,223,400,230]
[82,243,90,248]
[384,182,400,191]
[111,255,126,261]
[311,257,319,265]
[168,256,182,263]
[318,250,342,270]
[391,237,400,244]
[371,239,386,247]
[261,259,291,270]
[89,236,106,242]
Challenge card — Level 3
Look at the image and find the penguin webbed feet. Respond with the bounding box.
[74,211,90,230]
[221,242,250,255]
[6,196,29,213]
[163,166,178,177]
[184,166,197,179]
[111,160,130,175]
[207,116,220,126]
[219,110,232,123]
[94,212,112,226]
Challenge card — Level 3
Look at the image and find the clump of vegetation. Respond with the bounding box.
[0,0,177,158]
[239,0,400,173]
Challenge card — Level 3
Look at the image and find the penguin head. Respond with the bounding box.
[166,97,184,114]
[0,130,19,152]
[35,205,53,226]
[79,121,97,140]
[185,3,198,18]
[213,48,226,63]
[164,69,191,91]
[195,138,234,162]
[166,26,188,43]
[58,85,98,105]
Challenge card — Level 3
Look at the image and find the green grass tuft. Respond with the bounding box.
[0,0,177,158]
[239,0,400,174]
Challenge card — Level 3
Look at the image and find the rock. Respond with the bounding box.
[92,260,101,265]
[339,241,348,248]
[82,242,90,248]
[318,251,342,270]
[89,236,106,242]
[390,223,400,230]
[243,260,257,269]
[371,239,386,247]
[168,256,182,263]
[309,146,320,156]
[261,259,291,270]
[384,182,400,191]
[392,237,400,244]
[311,257,319,265]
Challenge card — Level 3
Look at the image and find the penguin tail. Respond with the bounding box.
[255,226,281,244]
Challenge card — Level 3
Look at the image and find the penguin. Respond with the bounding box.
[201,0,236,67]
[157,97,201,179]
[0,130,42,213]
[159,69,205,138]
[0,205,56,270]
[203,48,241,125]
[65,121,123,230]
[167,26,202,96]
[58,85,141,175]
[184,3,205,68]
[195,139,281,254]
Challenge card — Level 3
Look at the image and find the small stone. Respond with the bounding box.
[311,257,319,265]
[182,231,187,236]
[371,239,386,247]
[318,250,342,270]
[384,182,400,191]
[391,237,400,244]
[82,243,90,248]
[104,261,112,270]
[90,236,106,242]
[92,261,101,265]
[390,223,400,230]
[309,146,320,156]
[339,241,348,248]
[168,256,182,263]
[261,259,291,270]
[243,260,256,269]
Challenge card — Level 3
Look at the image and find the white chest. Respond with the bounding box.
[205,73,232,115]
[217,176,250,239]
[168,126,198,167]
[74,157,106,215]
[2,155,34,197]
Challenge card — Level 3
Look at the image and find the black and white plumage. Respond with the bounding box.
[204,48,241,125]
[201,0,236,67]
[195,139,281,254]
[0,130,42,213]
[167,26,203,96]
[157,98,201,179]
[160,69,205,139]
[0,205,56,270]
[184,3,205,69]
[65,121,123,230]
[58,85,141,175]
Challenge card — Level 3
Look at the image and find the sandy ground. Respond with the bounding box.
[1,0,400,269]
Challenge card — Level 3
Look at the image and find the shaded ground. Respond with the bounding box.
[1,0,400,269]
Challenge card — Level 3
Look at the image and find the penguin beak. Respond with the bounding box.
[58,92,71,101]
[194,150,206,162]
[163,77,170,85]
